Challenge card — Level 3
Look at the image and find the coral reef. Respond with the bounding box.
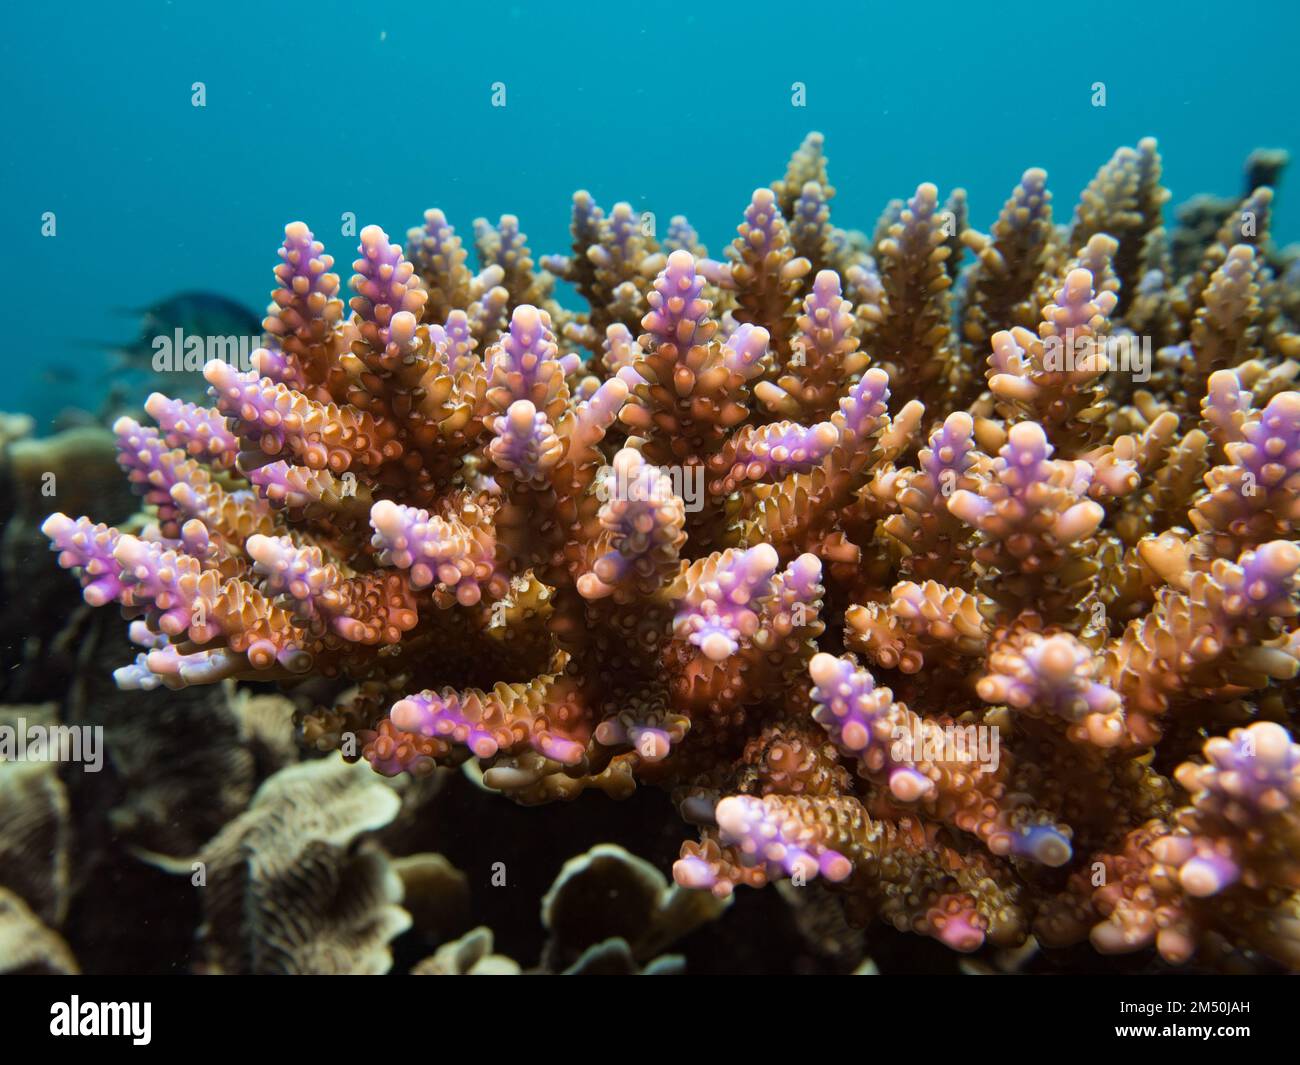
[0,424,840,976]
[411,842,728,975]
[38,132,1300,972]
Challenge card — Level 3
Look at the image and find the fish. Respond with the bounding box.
[37,362,81,386]
[120,291,263,350]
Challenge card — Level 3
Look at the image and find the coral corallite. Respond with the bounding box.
[42,133,1300,969]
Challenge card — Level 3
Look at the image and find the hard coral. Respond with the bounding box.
[43,134,1300,970]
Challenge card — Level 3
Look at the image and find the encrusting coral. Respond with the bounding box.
[41,132,1300,971]
[189,757,410,975]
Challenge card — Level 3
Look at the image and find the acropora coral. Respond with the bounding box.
[42,132,1300,971]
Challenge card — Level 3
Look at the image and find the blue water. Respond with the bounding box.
[3,0,1296,426]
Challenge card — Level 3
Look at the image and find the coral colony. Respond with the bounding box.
[42,133,1300,969]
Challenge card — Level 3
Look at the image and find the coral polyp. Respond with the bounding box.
[43,132,1300,970]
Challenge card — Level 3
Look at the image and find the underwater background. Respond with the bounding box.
[3,0,1296,424]
[2,0,1300,977]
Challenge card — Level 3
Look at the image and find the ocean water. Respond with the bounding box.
[2,0,1295,424]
